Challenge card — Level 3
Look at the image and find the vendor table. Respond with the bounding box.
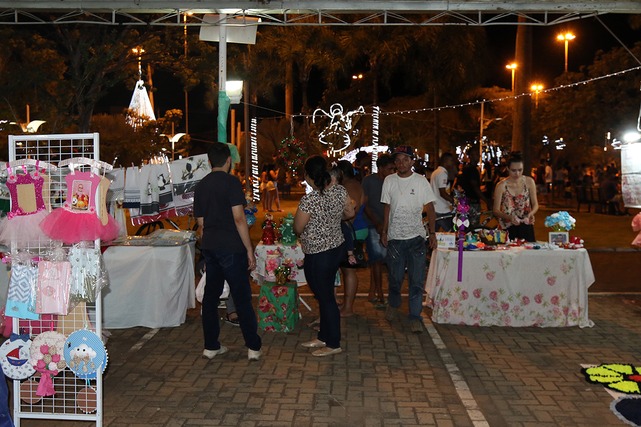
[102,242,196,328]
[252,242,310,311]
[426,247,595,327]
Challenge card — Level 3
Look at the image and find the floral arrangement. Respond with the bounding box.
[544,211,576,232]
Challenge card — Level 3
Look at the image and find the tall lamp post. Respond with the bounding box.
[556,32,575,73]
[505,62,517,93]
[531,84,543,109]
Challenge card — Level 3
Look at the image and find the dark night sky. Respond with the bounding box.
[98,13,640,137]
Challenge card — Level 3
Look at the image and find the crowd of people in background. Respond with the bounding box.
[202,143,630,359]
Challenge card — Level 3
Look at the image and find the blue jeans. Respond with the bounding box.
[201,249,261,352]
[303,243,344,349]
[386,236,427,320]
[366,226,387,264]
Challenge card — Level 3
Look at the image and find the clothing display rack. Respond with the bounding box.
[7,133,104,427]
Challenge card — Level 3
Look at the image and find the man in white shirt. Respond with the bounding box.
[430,152,457,232]
[381,145,437,333]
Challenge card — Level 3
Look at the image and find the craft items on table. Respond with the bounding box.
[29,331,67,397]
[261,213,277,245]
[0,333,35,380]
[40,168,120,244]
[244,190,258,227]
[279,213,297,245]
[133,163,176,226]
[0,161,56,246]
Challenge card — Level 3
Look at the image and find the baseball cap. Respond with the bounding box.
[392,145,415,160]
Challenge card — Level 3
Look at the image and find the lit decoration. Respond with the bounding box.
[277,136,305,176]
[339,145,389,164]
[250,117,260,202]
[371,106,380,172]
[313,103,365,155]
[286,65,641,120]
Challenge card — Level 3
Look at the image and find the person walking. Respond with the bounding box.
[362,154,395,307]
[194,142,262,361]
[429,152,457,232]
[294,155,354,357]
[381,145,437,333]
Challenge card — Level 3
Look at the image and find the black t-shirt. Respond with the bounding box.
[458,164,482,202]
[194,171,246,253]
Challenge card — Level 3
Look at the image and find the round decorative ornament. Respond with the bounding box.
[64,329,108,380]
[19,379,42,404]
[76,386,98,413]
[0,334,35,380]
[29,331,67,397]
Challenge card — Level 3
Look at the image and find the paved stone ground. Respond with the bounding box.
[18,291,641,426]
[14,195,641,426]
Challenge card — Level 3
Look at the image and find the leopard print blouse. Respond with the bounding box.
[298,184,347,254]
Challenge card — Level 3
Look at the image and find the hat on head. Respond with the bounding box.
[392,145,415,160]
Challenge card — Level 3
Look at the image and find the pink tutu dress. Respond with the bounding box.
[0,164,50,246]
[40,171,120,244]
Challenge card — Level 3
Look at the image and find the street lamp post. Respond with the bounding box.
[531,84,543,109]
[505,62,517,93]
[556,32,576,73]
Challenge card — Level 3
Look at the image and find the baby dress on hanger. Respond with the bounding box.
[0,163,51,246]
[40,170,120,244]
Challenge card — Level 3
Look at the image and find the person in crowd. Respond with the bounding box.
[362,153,395,307]
[456,149,489,228]
[381,145,437,334]
[335,160,366,317]
[481,160,495,201]
[194,142,262,361]
[544,159,553,205]
[294,155,354,357]
[492,153,539,242]
[353,150,371,182]
[429,152,457,232]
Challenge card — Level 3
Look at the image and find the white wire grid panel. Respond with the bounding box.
[7,133,104,426]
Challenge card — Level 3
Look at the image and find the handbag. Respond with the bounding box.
[352,240,368,268]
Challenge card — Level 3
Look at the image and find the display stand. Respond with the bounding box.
[7,133,105,426]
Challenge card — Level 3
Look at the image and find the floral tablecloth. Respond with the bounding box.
[425,247,595,327]
[252,243,306,285]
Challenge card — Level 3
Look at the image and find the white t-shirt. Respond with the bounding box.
[381,172,436,241]
[429,166,451,214]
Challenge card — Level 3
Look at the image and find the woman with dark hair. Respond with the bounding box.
[492,153,539,242]
[334,160,365,317]
[294,155,354,357]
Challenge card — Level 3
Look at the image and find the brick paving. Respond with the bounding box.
[18,291,641,426]
[15,195,641,426]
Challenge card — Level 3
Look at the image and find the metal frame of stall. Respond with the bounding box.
[7,133,104,427]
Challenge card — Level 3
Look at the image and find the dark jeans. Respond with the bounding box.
[303,243,344,349]
[386,236,427,320]
[201,249,261,352]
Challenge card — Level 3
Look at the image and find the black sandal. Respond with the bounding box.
[225,313,240,326]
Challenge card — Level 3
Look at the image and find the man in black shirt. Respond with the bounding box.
[194,142,262,361]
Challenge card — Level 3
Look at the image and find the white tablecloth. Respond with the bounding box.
[102,242,196,328]
[426,247,595,327]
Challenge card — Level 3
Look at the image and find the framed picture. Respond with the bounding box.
[549,231,569,245]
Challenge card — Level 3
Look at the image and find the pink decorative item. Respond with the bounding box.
[632,213,641,248]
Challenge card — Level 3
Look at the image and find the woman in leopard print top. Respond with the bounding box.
[294,155,353,357]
